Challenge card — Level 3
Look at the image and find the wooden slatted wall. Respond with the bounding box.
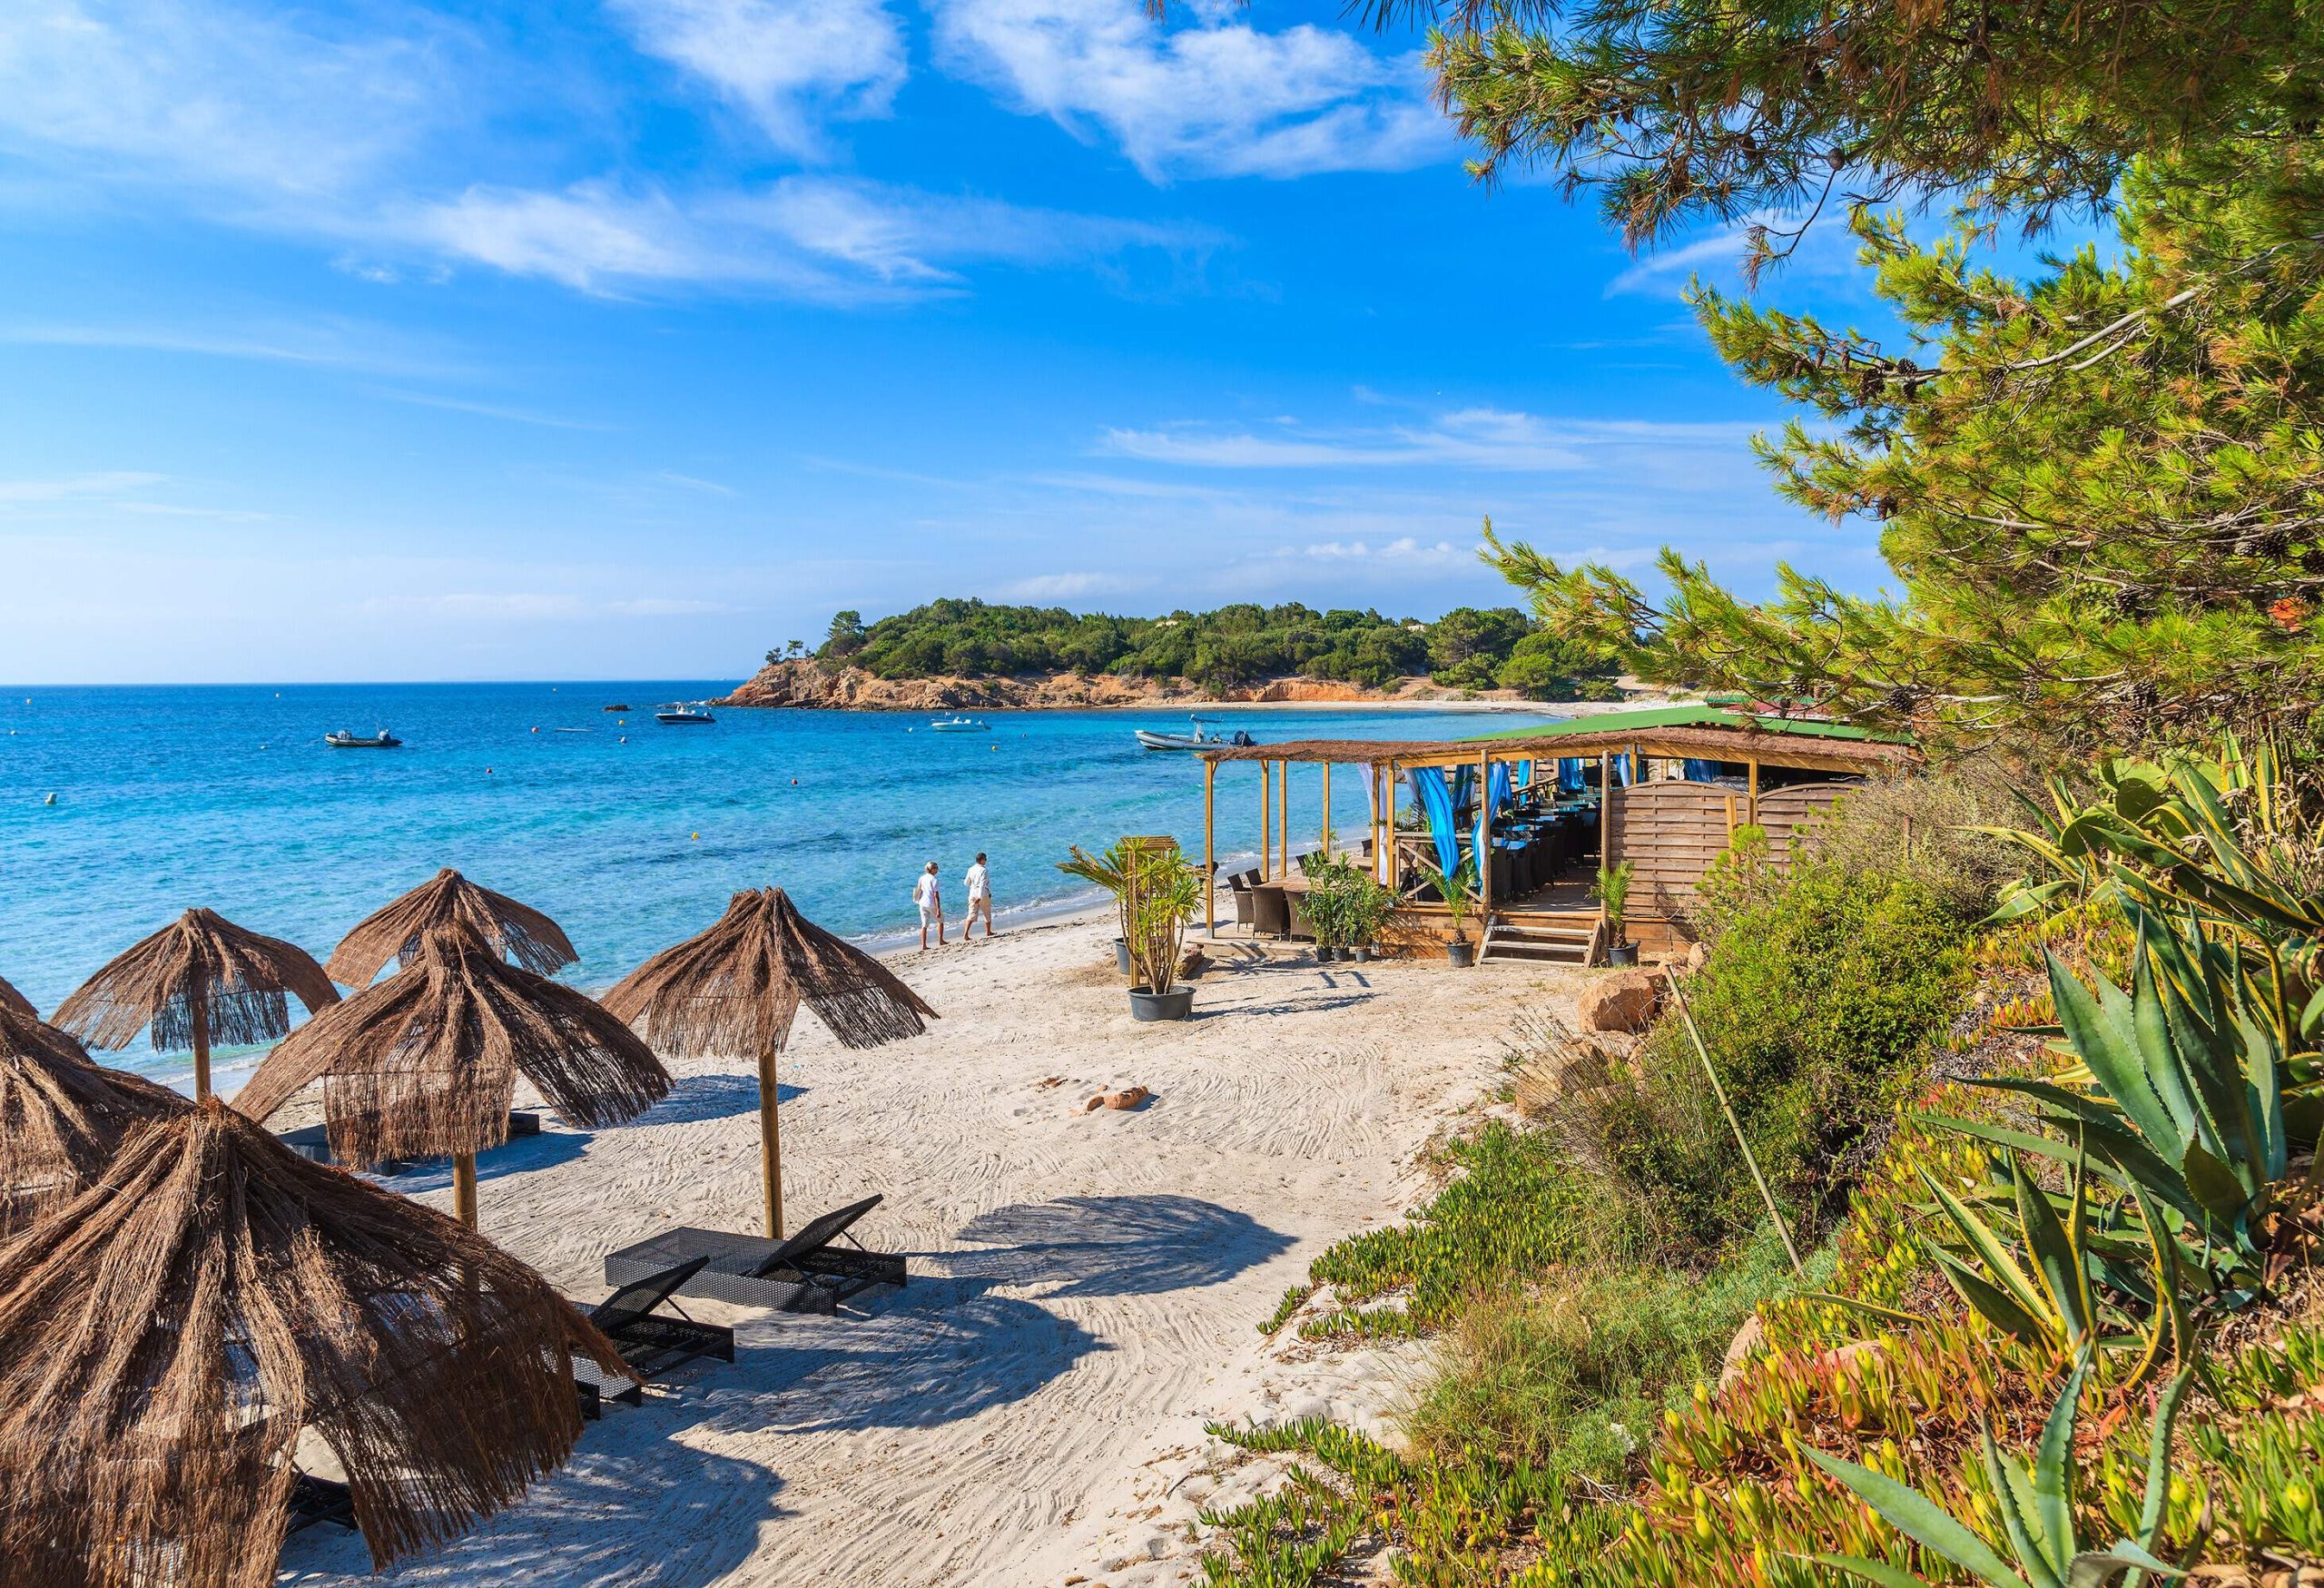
[1608,778,1856,915]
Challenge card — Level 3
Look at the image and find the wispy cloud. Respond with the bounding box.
[1001,570,1140,599]
[1099,409,1762,471]
[404,175,1223,296]
[368,388,616,429]
[1,320,465,379]
[929,0,1452,181]
[609,0,906,155]
[0,471,166,504]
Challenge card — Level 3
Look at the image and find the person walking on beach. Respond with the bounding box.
[964,853,993,940]
[915,861,945,950]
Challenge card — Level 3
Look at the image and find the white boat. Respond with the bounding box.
[324,728,402,748]
[655,705,716,725]
[928,715,987,732]
[1134,715,1255,752]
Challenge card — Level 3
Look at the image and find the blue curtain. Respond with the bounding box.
[1613,753,1633,787]
[1557,757,1584,794]
[1409,766,1461,879]
[1452,764,1474,815]
[1514,758,1532,792]
[1488,760,1513,814]
[1683,758,1720,782]
[1479,761,1514,863]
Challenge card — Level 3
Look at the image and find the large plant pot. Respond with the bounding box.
[1349,946,1373,963]
[1128,985,1194,1021]
[1607,942,1639,967]
[1114,938,1133,975]
[1446,940,1475,969]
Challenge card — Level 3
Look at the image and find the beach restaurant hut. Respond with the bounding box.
[1193,705,1917,963]
[0,1102,629,1588]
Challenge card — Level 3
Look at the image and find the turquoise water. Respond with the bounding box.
[1,683,1560,1081]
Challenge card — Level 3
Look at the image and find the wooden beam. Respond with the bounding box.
[1203,755,1217,940]
[1747,756,1759,825]
[1320,761,1332,855]
[1278,757,1289,878]
[453,1151,478,1229]
[1478,751,1493,912]
[1261,759,1272,880]
[1598,753,1611,877]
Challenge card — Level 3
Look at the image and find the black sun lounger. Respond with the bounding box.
[569,1256,734,1409]
[287,1472,358,1534]
[600,1194,906,1314]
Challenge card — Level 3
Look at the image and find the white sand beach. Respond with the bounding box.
[271,912,1587,1588]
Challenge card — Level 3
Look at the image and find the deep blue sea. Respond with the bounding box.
[1,683,1561,1085]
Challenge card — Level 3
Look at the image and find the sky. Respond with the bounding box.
[0,0,1905,684]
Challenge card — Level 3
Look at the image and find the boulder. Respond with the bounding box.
[1578,970,1660,1033]
[1717,1314,1765,1389]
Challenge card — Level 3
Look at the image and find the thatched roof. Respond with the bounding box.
[53,907,339,1053]
[1196,725,1915,776]
[602,888,937,1059]
[0,1102,630,1587]
[327,869,577,987]
[0,972,33,1021]
[235,924,670,1169]
[0,1003,191,1237]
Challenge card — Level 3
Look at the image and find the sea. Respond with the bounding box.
[0,683,1563,1088]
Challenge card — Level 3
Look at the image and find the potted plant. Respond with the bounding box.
[1415,855,1479,967]
[1338,870,1394,962]
[1304,874,1345,961]
[1596,860,1637,966]
[1061,841,1141,974]
[1062,839,1203,1019]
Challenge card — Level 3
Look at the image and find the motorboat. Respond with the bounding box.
[1134,715,1256,752]
[929,715,987,732]
[655,705,716,725]
[324,729,402,748]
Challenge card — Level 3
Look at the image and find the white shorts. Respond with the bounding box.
[967,891,990,914]
[919,902,941,924]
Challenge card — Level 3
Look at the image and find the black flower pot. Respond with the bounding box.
[1114,938,1133,975]
[1446,940,1475,968]
[1350,946,1373,963]
[1128,985,1194,1021]
[1607,942,1639,967]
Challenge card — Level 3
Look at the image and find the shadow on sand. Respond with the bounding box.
[699,1277,1109,1436]
[940,1193,1294,1297]
[275,1433,788,1588]
[635,1072,803,1127]
[377,1127,589,1194]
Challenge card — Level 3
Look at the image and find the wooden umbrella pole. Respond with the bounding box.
[452,1151,479,1228]
[188,978,212,1103]
[759,1037,783,1238]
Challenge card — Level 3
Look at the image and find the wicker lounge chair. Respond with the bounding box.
[600,1194,905,1314]
[568,1256,734,1409]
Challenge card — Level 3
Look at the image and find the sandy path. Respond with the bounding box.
[274,913,1586,1588]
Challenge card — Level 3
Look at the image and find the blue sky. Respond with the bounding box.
[0,0,1900,684]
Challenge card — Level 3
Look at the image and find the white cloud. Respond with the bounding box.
[0,471,165,504]
[1099,409,1763,471]
[929,0,1451,180]
[609,0,906,155]
[0,0,454,201]
[1003,570,1137,599]
[406,175,1220,295]
[1298,536,1462,564]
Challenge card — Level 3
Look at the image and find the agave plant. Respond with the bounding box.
[1809,1354,2196,1588]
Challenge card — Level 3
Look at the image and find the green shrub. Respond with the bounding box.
[1578,861,1974,1250]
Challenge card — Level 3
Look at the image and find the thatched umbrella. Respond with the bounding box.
[0,1001,191,1237]
[328,867,577,987]
[0,972,33,1020]
[0,1100,630,1587]
[601,887,936,1237]
[235,923,670,1227]
[54,907,339,1102]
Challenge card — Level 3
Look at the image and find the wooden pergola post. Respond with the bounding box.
[1320,761,1332,856]
[1203,755,1217,939]
[1278,758,1290,877]
[1376,762,1391,883]
[1478,752,1494,912]
[1261,760,1273,879]
[1598,752,1611,876]
[1747,756,1760,825]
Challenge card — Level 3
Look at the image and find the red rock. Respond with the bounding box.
[1577,970,1660,1033]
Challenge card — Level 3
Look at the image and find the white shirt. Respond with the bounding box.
[914,873,940,909]
[965,862,989,901]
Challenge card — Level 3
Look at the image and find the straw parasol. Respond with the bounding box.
[0,1100,631,1588]
[0,1001,191,1238]
[54,907,339,1102]
[0,972,33,1020]
[235,922,670,1226]
[328,867,577,987]
[602,887,936,1237]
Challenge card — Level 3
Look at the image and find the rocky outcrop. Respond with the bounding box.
[714,658,1541,712]
[1577,969,1662,1033]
